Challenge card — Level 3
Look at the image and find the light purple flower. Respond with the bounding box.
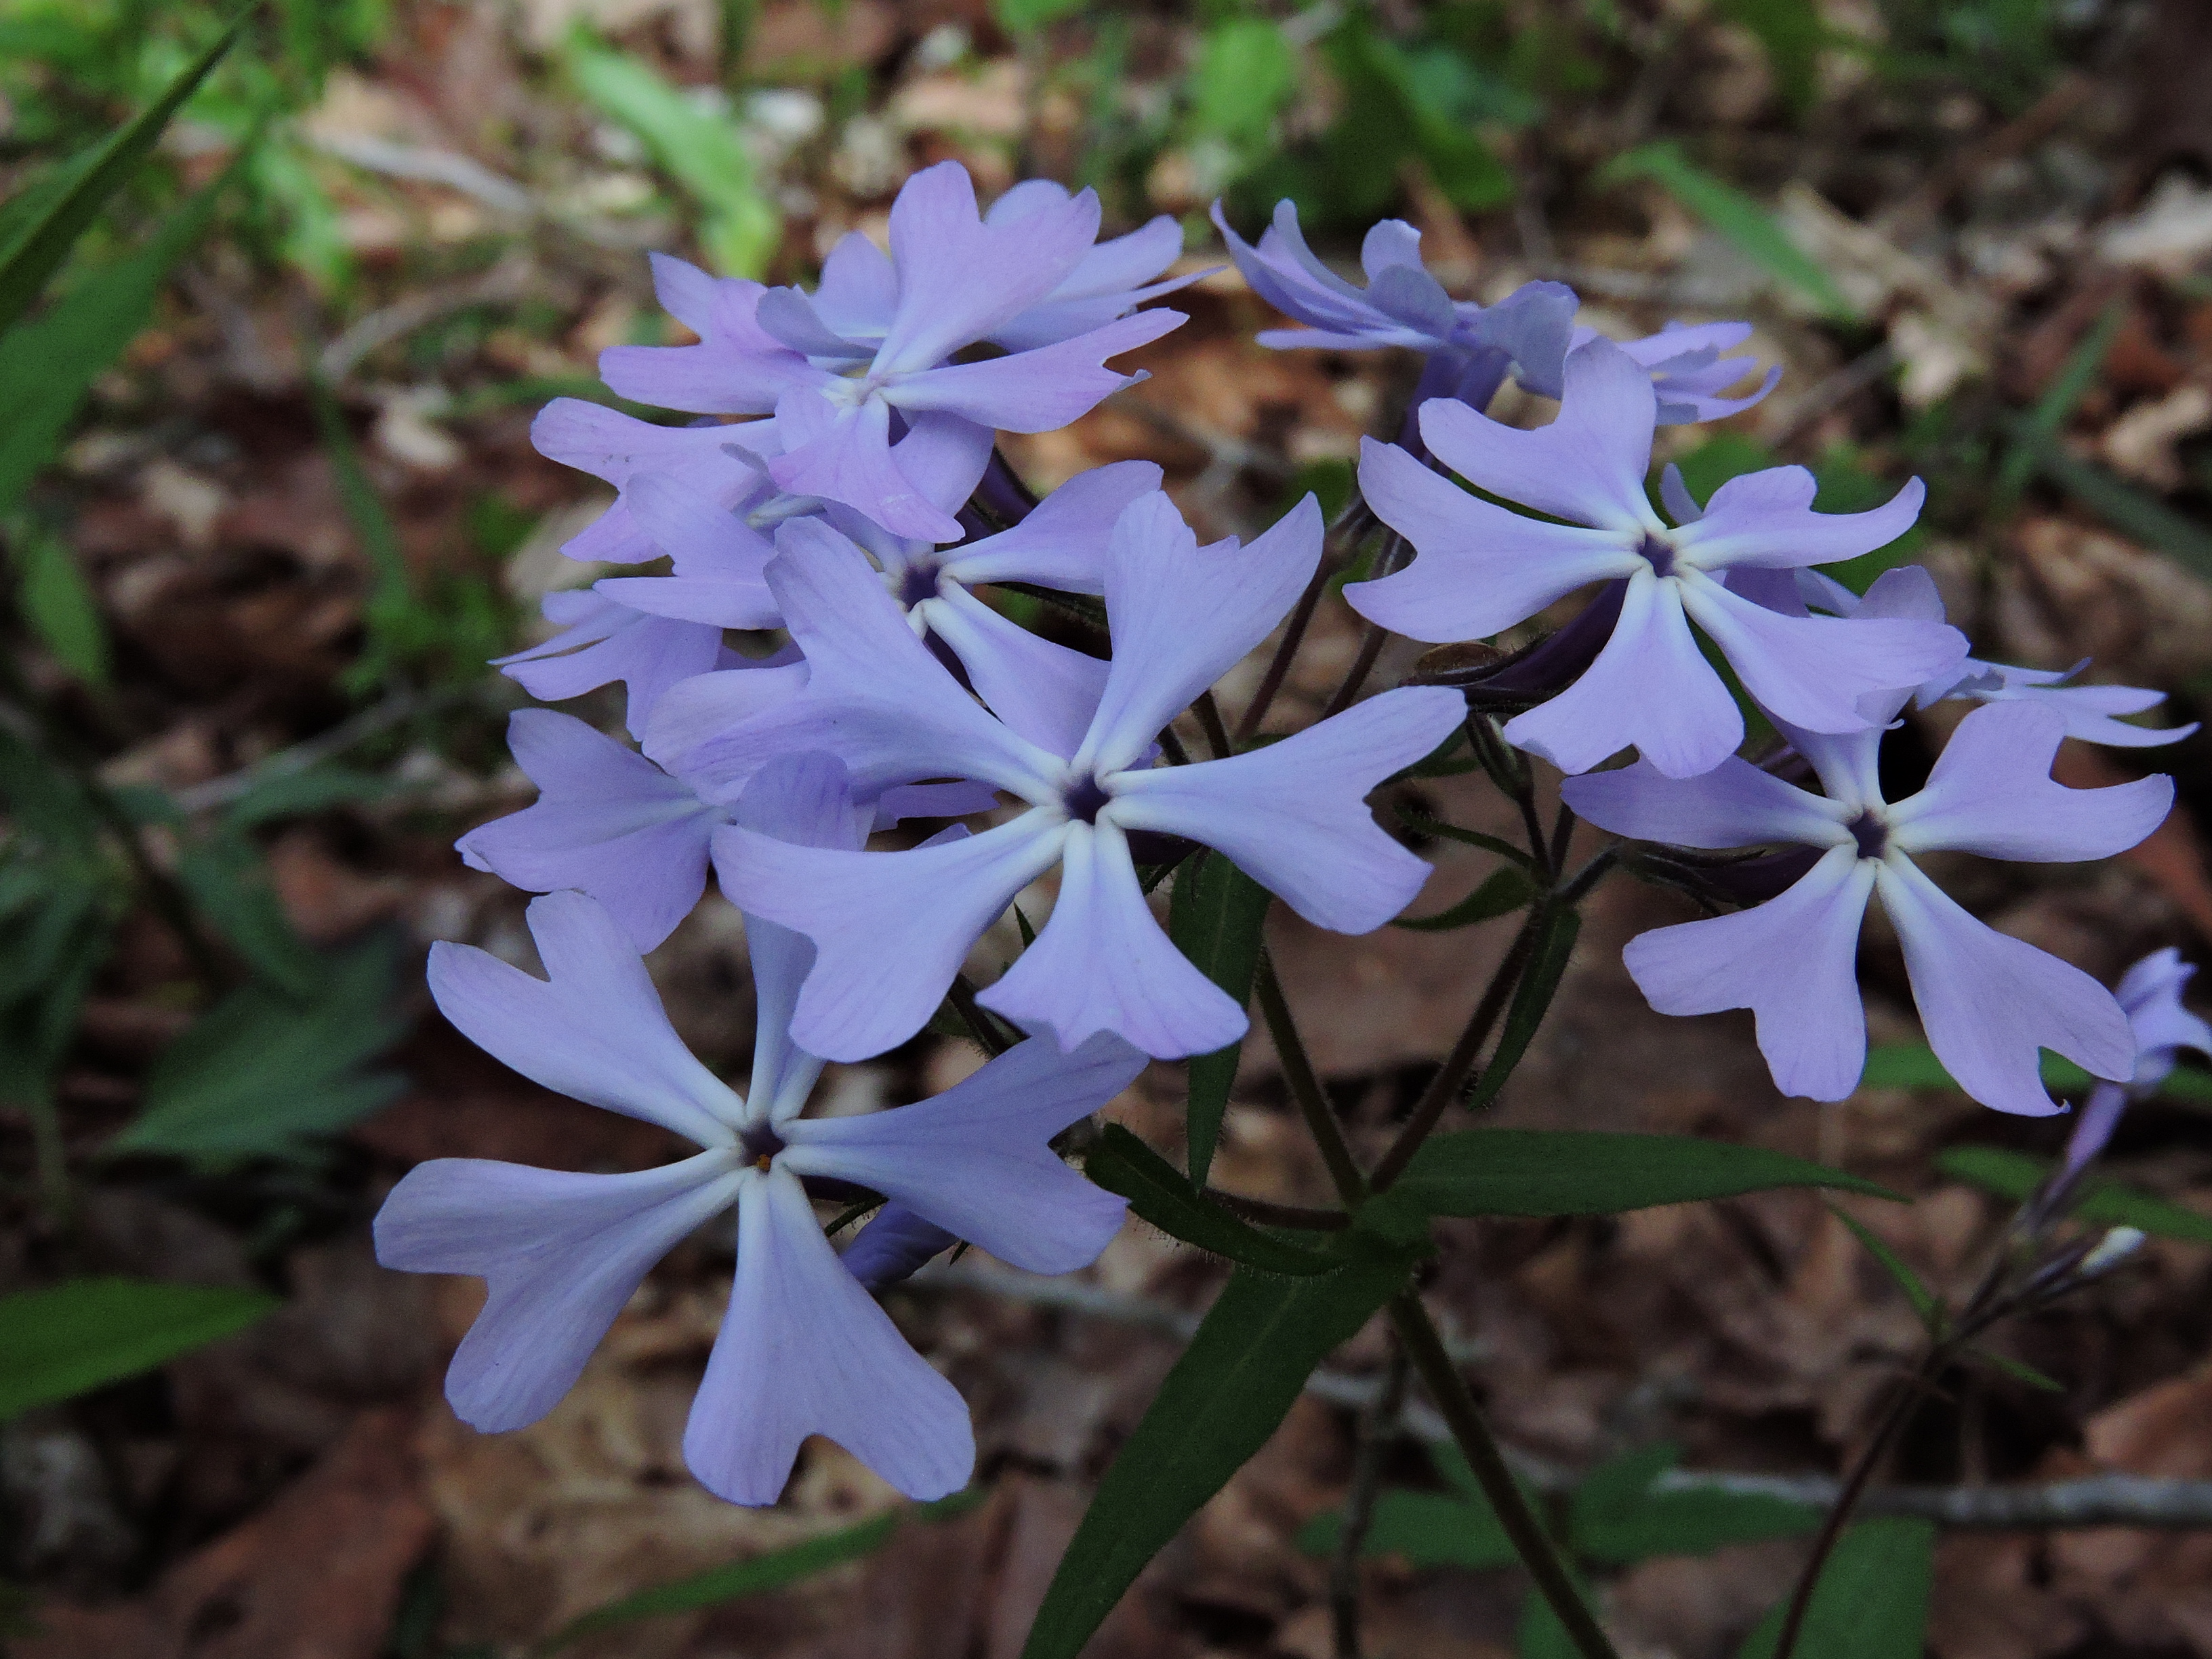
[529,399,785,565]
[1212,200,1777,423]
[2059,948,2212,1182]
[493,589,738,739]
[705,491,1464,1061]
[378,771,1143,1505]
[1562,675,2173,1115]
[1346,340,1966,777]
[598,163,1186,541]
[1784,566,2198,749]
[463,705,997,953]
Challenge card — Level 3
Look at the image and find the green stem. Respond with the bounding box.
[1330,1334,1408,1659]
[1390,1294,1621,1659]
[1254,951,1367,1208]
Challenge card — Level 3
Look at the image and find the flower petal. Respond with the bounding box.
[1417,340,1662,533]
[457,710,718,952]
[921,584,1107,761]
[1560,754,1848,851]
[1889,701,2173,861]
[1674,466,1925,571]
[638,655,809,781]
[713,811,1069,1062]
[1110,687,1464,932]
[1877,855,2133,1115]
[978,824,1247,1059]
[375,1151,741,1432]
[884,309,1185,432]
[1347,436,1639,641]
[685,1169,972,1505]
[495,593,729,739]
[943,459,1165,592]
[768,390,962,542]
[812,231,898,341]
[429,891,743,1145]
[1677,572,1967,737]
[838,1204,958,1288]
[1502,572,1743,778]
[1078,492,1322,773]
[783,1031,1143,1272]
[1622,844,1877,1101]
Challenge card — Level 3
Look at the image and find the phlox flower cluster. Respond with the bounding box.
[379,159,2200,1510]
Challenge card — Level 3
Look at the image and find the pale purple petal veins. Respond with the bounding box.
[1109,687,1465,933]
[1347,436,1640,642]
[1674,470,1925,571]
[783,1031,1143,1272]
[874,161,1101,373]
[920,585,1107,760]
[374,1151,742,1432]
[1502,572,1744,779]
[429,892,745,1145]
[1677,572,1967,737]
[713,813,1069,1062]
[1417,340,1663,533]
[1877,855,2134,1114]
[1559,755,1849,851]
[1078,492,1322,774]
[978,824,1248,1059]
[1622,844,1877,1101]
[1887,701,2174,862]
[767,389,964,542]
[639,656,809,780]
[457,710,719,953]
[943,459,1166,592]
[882,308,1186,432]
[685,1169,972,1506]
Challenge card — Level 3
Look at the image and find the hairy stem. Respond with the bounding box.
[1206,1188,1351,1230]
[1331,1336,1409,1659]
[1254,951,1368,1208]
[1391,1294,1621,1659]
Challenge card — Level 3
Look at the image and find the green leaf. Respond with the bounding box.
[0,163,243,518]
[0,1277,278,1420]
[1395,865,1534,933]
[2019,436,2212,583]
[219,764,396,832]
[14,523,110,684]
[544,1491,982,1649]
[0,6,249,337]
[1021,1237,1416,1659]
[566,38,779,277]
[1934,1145,2212,1245]
[1718,0,1824,113]
[1167,852,1271,1186]
[1464,903,1579,1111]
[306,371,413,688]
[1563,1443,1815,1563]
[991,0,1083,33]
[171,832,321,996]
[1298,1488,1522,1572]
[1189,19,1299,150]
[111,934,409,1166]
[1392,1130,1900,1219]
[1830,1206,1945,1336]
[1394,808,1538,870]
[1517,1570,1597,1659]
[1969,1345,2064,1393]
[1737,1518,1933,1658]
[1084,1124,1338,1277]
[1600,141,1856,321]
[1997,298,2124,502]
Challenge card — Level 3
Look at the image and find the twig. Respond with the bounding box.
[302,129,537,217]
[1332,1336,1408,1659]
[318,253,534,383]
[1392,1294,1621,1659]
[171,683,480,812]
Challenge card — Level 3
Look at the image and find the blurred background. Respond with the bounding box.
[5,1,2212,1654]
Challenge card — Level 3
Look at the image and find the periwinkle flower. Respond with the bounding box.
[597,162,1186,542]
[703,491,1464,1061]
[2056,948,2212,1184]
[1347,340,1968,778]
[493,589,740,739]
[379,760,1143,1506]
[1561,606,2174,1115]
[1212,199,1778,424]
[1785,567,2198,749]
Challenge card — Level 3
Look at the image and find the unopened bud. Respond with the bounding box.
[2078,1226,2146,1279]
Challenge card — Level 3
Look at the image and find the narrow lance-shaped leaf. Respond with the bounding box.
[0,5,249,336]
[1830,1204,1946,1336]
[1084,1124,1338,1277]
[0,1277,278,1420]
[14,523,110,684]
[1394,865,1533,933]
[1736,1518,1933,1659]
[1021,1235,1417,1659]
[1386,1130,1901,1221]
[1935,1145,2212,1246]
[1167,851,1271,1186]
[1463,902,1578,1111]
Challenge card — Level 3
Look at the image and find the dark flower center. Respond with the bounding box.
[898,562,941,608]
[1063,774,1111,824]
[741,1121,786,1168]
[1847,808,1888,860]
[1636,532,1677,578]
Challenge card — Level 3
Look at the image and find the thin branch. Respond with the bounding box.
[1391,1294,1621,1659]
[1332,1336,1408,1659]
